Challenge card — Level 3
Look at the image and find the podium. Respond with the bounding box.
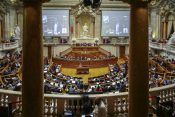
[76,67,89,74]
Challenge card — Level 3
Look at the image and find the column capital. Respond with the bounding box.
[122,0,151,4]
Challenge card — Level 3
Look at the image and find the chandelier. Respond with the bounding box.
[72,0,101,17]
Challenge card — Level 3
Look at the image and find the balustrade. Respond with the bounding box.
[0,42,19,51]
[0,84,174,116]
[149,41,175,54]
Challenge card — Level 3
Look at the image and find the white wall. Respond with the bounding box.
[43,45,71,57]
[100,45,117,56]
[43,44,130,58]
[53,45,71,57]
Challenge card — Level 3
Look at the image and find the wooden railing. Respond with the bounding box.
[0,84,174,116]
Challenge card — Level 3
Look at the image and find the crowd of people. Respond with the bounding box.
[0,52,175,95]
[0,51,22,91]
[44,67,84,94]
[149,55,175,88]
[88,63,128,93]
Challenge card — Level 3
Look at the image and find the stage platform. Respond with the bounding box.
[76,66,89,74]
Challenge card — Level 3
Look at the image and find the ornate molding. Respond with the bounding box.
[150,0,175,20]
[43,0,129,8]
[0,0,11,13]
[0,0,24,14]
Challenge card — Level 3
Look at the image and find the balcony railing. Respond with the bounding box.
[149,41,175,54]
[149,42,164,50]
[0,84,174,116]
[0,41,19,51]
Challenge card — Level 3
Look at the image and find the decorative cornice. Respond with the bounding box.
[109,0,151,4]
[0,0,11,13]
[150,0,175,19]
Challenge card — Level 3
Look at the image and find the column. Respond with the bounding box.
[0,16,3,40]
[160,21,164,39]
[2,15,5,40]
[129,2,149,117]
[157,14,161,39]
[95,12,101,41]
[73,15,76,37]
[16,10,19,25]
[5,12,9,39]
[48,45,53,60]
[22,1,43,117]
[18,11,23,42]
[116,45,119,57]
[119,45,125,58]
[164,21,168,39]
[77,21,80,38]
[0,20,1,40]
[93,20,95,38]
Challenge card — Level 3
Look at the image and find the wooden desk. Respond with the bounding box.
[52,57,118,68]
[76,67,89,74]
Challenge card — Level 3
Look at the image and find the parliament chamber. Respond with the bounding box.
[0,0,175,117]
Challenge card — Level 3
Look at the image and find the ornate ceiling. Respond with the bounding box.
[2,0,175,16]
[1,0,129,9]
[150,0,175,19]
[0,0,11,13]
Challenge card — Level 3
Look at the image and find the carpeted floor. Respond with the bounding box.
[61,67,109,83]
[60,58,126,83]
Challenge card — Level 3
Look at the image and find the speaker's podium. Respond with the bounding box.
[76,63,89,74]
